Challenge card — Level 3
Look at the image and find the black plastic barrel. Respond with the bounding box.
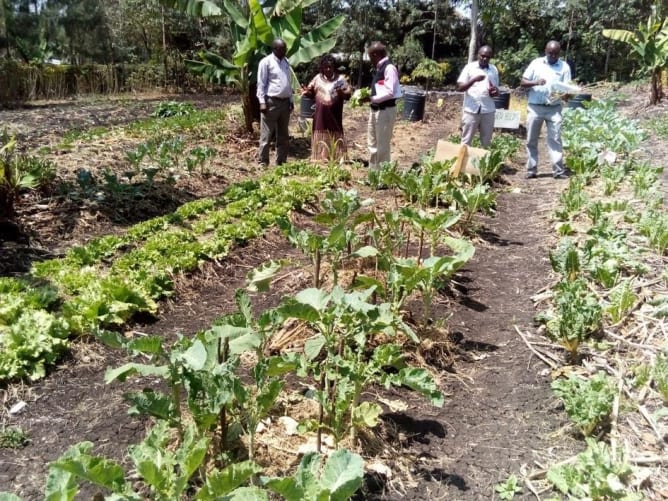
[402,89,426,121]
[300,95,316,119]
[566,93,592,109]
[493,91,511,110]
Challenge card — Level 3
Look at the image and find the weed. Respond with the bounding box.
[652,355,668,403]
[495,474,522,500]
[0,425,30,448]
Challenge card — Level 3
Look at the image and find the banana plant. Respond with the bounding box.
[603,6,668,104]
[161,0,345,132]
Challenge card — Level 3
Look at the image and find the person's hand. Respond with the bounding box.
[260,103,267,114]
[535,78,546,86]
[473,74,486,83]
[488,85,499,97]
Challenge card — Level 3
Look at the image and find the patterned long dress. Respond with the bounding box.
[305,73,351,162]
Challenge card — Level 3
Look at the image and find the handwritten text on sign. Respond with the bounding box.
[494,110,521,129]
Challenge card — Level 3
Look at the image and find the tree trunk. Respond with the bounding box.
[243,88,256,134]
[468,0,479,63]
[431,0,438,60]
[650,68,664,105]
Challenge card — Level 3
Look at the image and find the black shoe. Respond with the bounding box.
[553,172,571,179]
[525,172,537,179]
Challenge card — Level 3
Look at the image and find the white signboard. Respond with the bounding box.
[494,110,521,129]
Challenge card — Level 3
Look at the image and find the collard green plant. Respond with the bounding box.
[630,161,661,197]
[638,208,668,254]
[547,438,641,500]
[446,181,496,228]
[279,286,441,448]
[557,177,588,221]
[605,279,637,323]
[263,448,364,501]
[43,425,263,500]
[399,206,462,261]
[473,148,505,184]
[541,278,602,359]
[549,239,581,281]
[562,99,646,159]
[551,371,616,436]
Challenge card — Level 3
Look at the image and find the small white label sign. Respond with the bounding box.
[494,110,521,129]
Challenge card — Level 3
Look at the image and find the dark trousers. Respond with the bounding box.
[258,97,291,165]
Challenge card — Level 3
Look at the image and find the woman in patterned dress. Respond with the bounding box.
[302,54,352,162]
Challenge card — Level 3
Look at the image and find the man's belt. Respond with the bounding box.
[370,99,396,110]
[268,95,290,101]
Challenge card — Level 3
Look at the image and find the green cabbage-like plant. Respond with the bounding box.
[263,448,364,501]
[551,371,615,436]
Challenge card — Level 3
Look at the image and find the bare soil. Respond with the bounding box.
[0,88,664,500]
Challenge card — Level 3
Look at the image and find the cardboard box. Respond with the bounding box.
[433,140,488,176]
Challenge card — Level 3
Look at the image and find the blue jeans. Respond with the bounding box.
[525,103,566,176]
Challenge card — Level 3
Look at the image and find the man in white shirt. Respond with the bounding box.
[367,42,402,169]
[520,40,572,179]
[257,38,293,166]
[457,45,500,147]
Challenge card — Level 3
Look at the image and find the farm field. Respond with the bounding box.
[1,85,667,500]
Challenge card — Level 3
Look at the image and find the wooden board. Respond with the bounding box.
[433,140,486,176]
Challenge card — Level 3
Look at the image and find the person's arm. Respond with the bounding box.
[520,77,546,88]
[457,66,485,92]
[520,62,545,88]
[338,77,352,100]
[301,75,316,98]
[257,59,268,112]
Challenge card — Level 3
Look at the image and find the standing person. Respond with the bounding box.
[302,54,352,162]
[367,42,402,169]
[456,45,500,147]
[256,38,293,166]
[520,40,572,179]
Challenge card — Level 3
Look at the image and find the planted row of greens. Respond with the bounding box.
[0,161,348,381]
[508,99,668,500]
[0,137,525,499]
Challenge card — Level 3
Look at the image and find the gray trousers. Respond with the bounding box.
[258,97,291,165]
[525,103,566,175]
[367,106,397,169]
[461,110,495,147]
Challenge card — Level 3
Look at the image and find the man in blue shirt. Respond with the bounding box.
[257,38,294,166]
[520,41,571,179]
